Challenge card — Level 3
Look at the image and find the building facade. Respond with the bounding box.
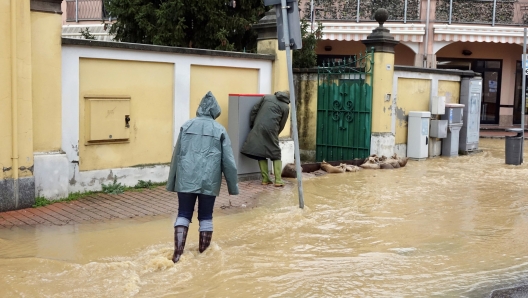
[301,0,527,126]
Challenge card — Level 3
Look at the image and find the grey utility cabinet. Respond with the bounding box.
[228,94,269,179]
[459,76,483,153]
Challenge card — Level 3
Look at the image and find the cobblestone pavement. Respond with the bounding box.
[0,180,292,229]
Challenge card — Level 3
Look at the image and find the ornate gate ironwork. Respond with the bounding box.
[316,49,374,162]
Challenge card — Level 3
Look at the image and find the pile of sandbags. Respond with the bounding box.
[320,161,362,173]
[359,154,408,170]
[281,154,409,177]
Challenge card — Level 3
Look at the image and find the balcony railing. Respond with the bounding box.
[300,0,421,23]
[301,0,528,26]
[66,0,111,22]
[436,0,528,26]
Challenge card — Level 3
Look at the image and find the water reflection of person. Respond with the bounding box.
[166,91,239,263]
[241,91,290,187]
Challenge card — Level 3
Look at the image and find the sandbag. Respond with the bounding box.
[321,161,345,173]
[281,163,297,178]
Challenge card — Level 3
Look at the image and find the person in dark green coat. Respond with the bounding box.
[167,91,239,263]
[240,91,290,187]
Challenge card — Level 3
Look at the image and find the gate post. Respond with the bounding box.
[253,7,291,139]
[362,8,399,157]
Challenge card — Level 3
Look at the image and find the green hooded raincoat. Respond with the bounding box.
[240,91,290,160]
[166,92,239,196]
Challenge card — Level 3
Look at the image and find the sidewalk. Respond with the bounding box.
[480,124,528,139]
[0,180,291,229]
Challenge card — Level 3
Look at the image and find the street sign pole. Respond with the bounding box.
[522,27,526,163]
[279,0,305,209]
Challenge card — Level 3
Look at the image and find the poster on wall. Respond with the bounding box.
[489,80,497,93]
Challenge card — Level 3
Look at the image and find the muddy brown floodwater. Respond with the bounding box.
[1,138,528,297]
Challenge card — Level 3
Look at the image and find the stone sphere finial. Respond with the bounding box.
[374,8,389,27]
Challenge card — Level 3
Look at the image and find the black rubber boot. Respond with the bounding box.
[172,226,188,263]
[199,231,213,253]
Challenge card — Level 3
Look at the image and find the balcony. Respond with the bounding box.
[300,0,421,23]
[66,0,109,22]
[300,0,528,26]
[435,0,528,26]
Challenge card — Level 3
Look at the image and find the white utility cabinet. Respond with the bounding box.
[407,111,431,160]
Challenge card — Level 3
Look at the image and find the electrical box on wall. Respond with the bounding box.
[430,96,446,115]
[85,95,131,144]
[430,120,448,138]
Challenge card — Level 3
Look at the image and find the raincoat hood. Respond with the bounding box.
[196,91,221,119]
[275,91,290,104]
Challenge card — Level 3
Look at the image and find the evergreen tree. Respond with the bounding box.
[292,18,323,68]
[104,0,266,52]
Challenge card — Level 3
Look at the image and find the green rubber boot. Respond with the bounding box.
[258,160,272,185]
[273,160,284,187]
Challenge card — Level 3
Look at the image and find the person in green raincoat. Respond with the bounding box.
[240,91,290,187]
[166,91,239,263]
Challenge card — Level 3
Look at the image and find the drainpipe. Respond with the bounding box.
[404,0,408,23]
[448,0,452,24]
[356,0,360,23]
[10,0,19,205]
[491,0,497,26]
[424,0,431,68]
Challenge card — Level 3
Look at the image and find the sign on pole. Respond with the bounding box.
[275,1,302,50]
[524,54,528,75]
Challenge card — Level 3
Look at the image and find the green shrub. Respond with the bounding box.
[102,176,125,194]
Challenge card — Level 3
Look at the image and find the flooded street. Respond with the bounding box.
[1,138,528,297]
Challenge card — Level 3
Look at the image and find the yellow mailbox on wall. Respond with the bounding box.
[84,95,131,144]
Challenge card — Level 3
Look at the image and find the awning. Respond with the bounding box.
[320,23,425,42]
[434,24,525,44]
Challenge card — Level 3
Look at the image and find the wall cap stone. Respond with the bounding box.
[62,38,276,61]
[394,65,478,77]
[30,0,63,14]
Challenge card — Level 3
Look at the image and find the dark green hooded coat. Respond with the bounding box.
[166,91,239,196]
[240,91,290,160]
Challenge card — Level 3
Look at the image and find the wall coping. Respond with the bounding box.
[394,65,478,77]
[61,38,276,61]
[292,66,479,77]
[30,0,62,14]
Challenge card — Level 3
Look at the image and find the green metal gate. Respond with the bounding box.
[316,49,374,162]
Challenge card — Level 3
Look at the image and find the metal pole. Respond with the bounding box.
[356,0,360,23]
[424,0,431,67]
[75,0,79,22]
[522,27,526,164]
[448,0,453,24]
[310,0,314,32]
[10,0,19,208]
[404,0,407,23]
[280,0,305,209]
[492,0,497,26]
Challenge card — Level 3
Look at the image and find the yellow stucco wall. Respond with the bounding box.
[294,73,318,152]
[0,1,12,180]
[189,65,259,130]
[370,52,395,133]
[31,11,62,152]
[0,0,34,179]
[79,58,174,171]
[395,78,432,144]
[438,80,460,104]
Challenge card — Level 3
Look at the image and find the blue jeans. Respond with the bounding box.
[176,192,216,231]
